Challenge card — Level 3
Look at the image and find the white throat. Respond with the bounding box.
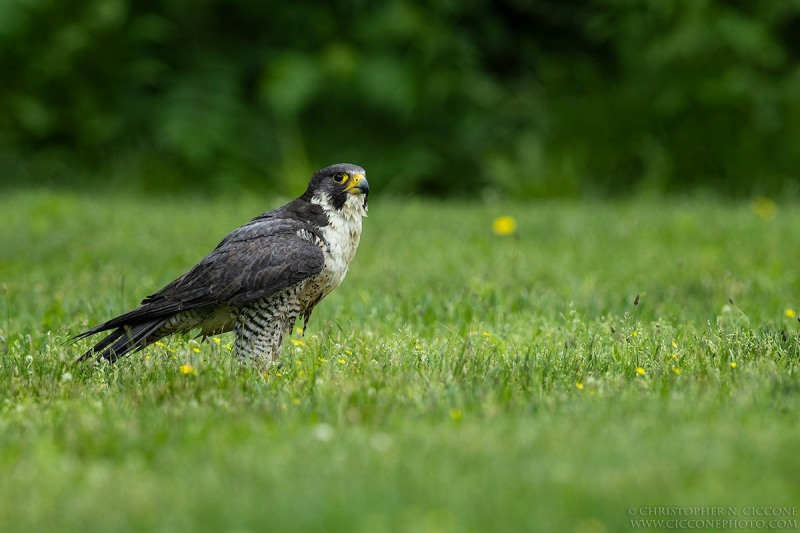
[311,193,367,270]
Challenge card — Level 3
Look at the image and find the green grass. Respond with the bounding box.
[1,191,799,532]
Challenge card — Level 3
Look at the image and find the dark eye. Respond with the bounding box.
[332,172,347,183]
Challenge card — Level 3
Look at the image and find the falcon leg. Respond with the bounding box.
[233,319,285,366]
[233,295,301,367]
[233,314,304,367]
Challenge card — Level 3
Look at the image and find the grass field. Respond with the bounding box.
[1,191,799,532]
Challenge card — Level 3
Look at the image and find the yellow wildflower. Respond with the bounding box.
[672,367,682,375]
[785,309,796,318]
[317,357,328,363]
[449,408,463,422]
[492,216,517,236]
[154,341,166,347]
[576,382,584,390]
[482,331,492,338]
[671,340,677,349]
[212,337,221,344]
[290,339,305,347]
[337,358,347,364]
[635,367,646,376]
[192,347,200,353]
[752,197,776,221]
[730,362,737,369]
[179,364,196,375]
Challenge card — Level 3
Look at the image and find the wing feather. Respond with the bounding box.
[76,219,324,338]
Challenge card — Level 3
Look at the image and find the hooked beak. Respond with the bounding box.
[345,173,369,209]
[345,173,369,196]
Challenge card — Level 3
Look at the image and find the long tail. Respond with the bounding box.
[75,319,168,363]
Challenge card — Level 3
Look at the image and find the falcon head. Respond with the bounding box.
[303,163,370,213]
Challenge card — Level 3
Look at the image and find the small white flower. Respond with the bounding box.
[311,423,335,442]
[370,433,393,453]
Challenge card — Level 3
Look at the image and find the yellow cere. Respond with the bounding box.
[492,216,517,236]
[345,173,365,191]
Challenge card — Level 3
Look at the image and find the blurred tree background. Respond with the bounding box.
[1,0,798,197]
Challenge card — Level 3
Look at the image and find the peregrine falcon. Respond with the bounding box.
[75,163,369,366]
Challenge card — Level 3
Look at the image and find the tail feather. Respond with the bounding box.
[77,328,126,362]
[77,320,167,363]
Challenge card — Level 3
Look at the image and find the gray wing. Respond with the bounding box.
[76,219,324,337]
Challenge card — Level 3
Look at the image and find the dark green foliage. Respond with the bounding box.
[1,0,799,196]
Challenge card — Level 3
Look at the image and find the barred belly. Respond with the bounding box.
[233,285,303,364]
